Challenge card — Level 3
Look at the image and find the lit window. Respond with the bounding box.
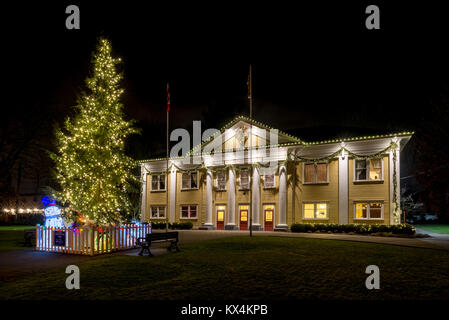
[304,163,328,184]
[316,203,327,219]
[263,204,275,221]
[355,159,383,181]
[355,203,368,219]
[216,170,226,191]
[369,159,382,180]
[303,202,328,219]
[239,205,249,221]
[304,203,315,219]
[354,202,383,220]
[264,174,275,188]
[181,172,198,190]
[265,210,273,221]
[151,174,166,191]
[180,205,198,219]
[239,169,250,189]
[150,206,166,219]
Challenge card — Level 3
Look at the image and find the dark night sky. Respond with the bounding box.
[3,1,449,140]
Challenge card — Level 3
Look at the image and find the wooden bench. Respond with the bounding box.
[23,229,36,247]
[137,232,180,256]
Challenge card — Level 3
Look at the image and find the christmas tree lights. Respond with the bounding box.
[50,38,139,225]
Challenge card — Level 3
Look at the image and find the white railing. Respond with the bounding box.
[35,223,151,255]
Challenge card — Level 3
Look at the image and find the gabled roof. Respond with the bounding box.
[188,115,303,156]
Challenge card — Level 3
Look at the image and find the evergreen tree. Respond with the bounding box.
[50,38,139,225]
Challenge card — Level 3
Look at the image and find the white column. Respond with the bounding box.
[226,167,236,229]
[389,150,395,225]
[140,165,147,222]
[338,148,349,224]
[396,147,401,223]
[276,165,288,230]
[203,169,214,228]
[169,168,176,223]
[251,166,261,229]
[389,141,401,225]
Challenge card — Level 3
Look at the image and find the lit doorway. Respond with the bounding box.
[239,205,249,230]
[216,205,226,230]
[263,204,275,231]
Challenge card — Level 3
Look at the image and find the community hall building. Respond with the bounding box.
[139,116,412,230]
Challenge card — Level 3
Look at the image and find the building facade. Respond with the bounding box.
[139,116,412,230]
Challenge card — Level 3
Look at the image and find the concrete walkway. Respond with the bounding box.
[414,227,449,250]
[2,229,449,281]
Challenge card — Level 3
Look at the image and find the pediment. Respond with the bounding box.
[199,117,301,154]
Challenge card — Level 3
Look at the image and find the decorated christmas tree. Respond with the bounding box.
[50,38,139,225]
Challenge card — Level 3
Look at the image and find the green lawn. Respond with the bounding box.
[0,225,35,231]
[0,226,35,251]
[415,224,449,234]
[0,230,29,251]
[1,236,449,300]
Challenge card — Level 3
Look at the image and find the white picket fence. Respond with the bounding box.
[35,223,151,255]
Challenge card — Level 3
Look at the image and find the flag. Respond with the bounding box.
[166,83,171,112]
[247,75,251,99]
[247,65,252,100]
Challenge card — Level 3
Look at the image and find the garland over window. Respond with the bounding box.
[141,141,401,223]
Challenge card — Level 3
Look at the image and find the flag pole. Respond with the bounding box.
[166,82,170,233]
[249,65,253,237]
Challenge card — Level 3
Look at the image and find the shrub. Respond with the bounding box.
[150,222,167,229]
[0,213,45,226]
[170,222,193,230]
[149,221,193,230]
[290,223,415,235]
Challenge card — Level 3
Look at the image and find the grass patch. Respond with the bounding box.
[1,236,449,300]
[414,225,449,234]
[0,225,35,231]
[0,230,28,251]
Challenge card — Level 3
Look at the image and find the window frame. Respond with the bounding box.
[180,204,198,219]
[353,201,384,220]
[302,162,329,185]
[215,170,227,191]
[353,158,384,182]
[263,203,276,224]
[238,168,251,190]
[263,173,276,189]
[150,174,166,191]
[302,201,329,220]
[150,206,166,219]
[238,204,250,226]
[181,171,199,190]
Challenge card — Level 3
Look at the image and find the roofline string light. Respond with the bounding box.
[137,115,414,163]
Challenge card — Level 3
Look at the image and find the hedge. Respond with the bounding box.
[0,213,45,226]
[150,221,193,230]
[290,223,415,235]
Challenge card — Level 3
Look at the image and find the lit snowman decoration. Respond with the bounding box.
[42,196,65,228]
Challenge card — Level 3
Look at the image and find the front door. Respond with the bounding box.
[240,210,248,230]
[217,210,225,230]
[264,209,274,231]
